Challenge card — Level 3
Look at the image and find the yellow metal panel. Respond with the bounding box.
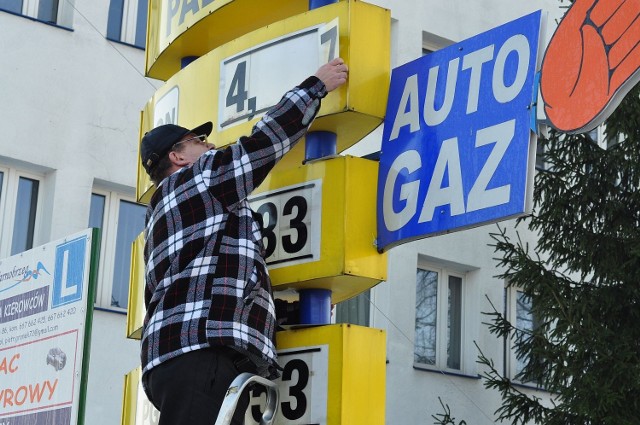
[254,156,345,279]
[136,110,151,203]
[340,325,386,424]
[136,157,385,308]
[343,157,384,279]
[146,0,309,80]
[121,367,140,425]
[127,232,145,339]
[134,158,386,331]
[276,324,386,425]
[344,1,391,120]
[252,156,386,303]
[277,275,385,303]
[121,367,160,425]
[137,0,390,203]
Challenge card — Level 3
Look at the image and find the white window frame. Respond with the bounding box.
[120,0,139,45]
[0,166,45,259]
[91,187,145,313]
[414,261,467,374]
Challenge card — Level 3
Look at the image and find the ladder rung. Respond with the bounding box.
[214,372,279,425]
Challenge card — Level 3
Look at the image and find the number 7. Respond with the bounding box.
[320,20,339,62]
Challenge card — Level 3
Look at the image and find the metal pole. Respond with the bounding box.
[309,0,338,8]
[181,56,199,69]
[300,288,332,324]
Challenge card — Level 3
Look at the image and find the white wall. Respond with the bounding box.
[85,310,141,422]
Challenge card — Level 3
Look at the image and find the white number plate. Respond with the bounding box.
[249,180,322,269]
[246,345,329,425]
[218,19,339,131]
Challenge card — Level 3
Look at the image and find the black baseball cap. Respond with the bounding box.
[140,121,213,174]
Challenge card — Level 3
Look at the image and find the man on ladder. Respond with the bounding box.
[138,58,348,425]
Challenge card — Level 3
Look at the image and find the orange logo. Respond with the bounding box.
[540,0,640,133]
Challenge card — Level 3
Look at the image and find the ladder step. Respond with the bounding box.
[214,372,279,425]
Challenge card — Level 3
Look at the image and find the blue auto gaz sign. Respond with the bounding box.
[377,11,541,251]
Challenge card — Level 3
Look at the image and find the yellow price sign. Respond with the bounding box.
[123,325,385,425]
[253,324,386,425]
[146,0,309,80]
[249,156,386,302]
[218,19,339,132]
[137,0,390,203]
[128,157,386,338]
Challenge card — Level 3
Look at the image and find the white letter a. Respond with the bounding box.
[389,74,420,141]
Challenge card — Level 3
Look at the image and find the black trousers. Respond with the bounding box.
[144,347,255,425]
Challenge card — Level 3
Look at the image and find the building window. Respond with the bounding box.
[107,0,148,48]
[414,266,464,371]
[515,290,534,376]
[335,290,371,326]
[36,0,58,22]
[587,123,624,150]
[11,177,39,255]
[0,170,4,255]
[535,139,547,171]
[422,31,453,56]
[0,168,43,258]
[89,190,146,312]
[89,193,106,230]
[0,0,22,14]
[0,0,68,25]
[505,287,540,383]
[0,172,3,233]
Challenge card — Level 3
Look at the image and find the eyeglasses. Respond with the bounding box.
[173,134,211,150]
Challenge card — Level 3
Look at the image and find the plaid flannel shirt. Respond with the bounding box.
[141,76,327,386]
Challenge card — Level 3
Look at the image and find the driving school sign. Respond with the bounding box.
[377,11,541,251]
[0,229,98,425]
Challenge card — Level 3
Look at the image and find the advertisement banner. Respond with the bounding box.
[377,11,541,251]
[0,229,98,425]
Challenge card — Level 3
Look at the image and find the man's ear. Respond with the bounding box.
[168,150,190,167]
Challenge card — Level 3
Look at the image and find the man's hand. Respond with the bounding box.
[315,57,349,92]
[540,0,640,133]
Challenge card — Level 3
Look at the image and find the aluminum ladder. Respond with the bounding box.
[214,373,279,425]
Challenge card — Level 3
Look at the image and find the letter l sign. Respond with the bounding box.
[52,237,86,308]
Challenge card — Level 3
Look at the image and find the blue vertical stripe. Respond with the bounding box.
[106,0,124,40]
[134,0,148,48]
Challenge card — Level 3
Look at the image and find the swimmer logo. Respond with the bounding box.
[541,0,640,133]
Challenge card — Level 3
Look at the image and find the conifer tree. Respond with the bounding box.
[477,86,640,425]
